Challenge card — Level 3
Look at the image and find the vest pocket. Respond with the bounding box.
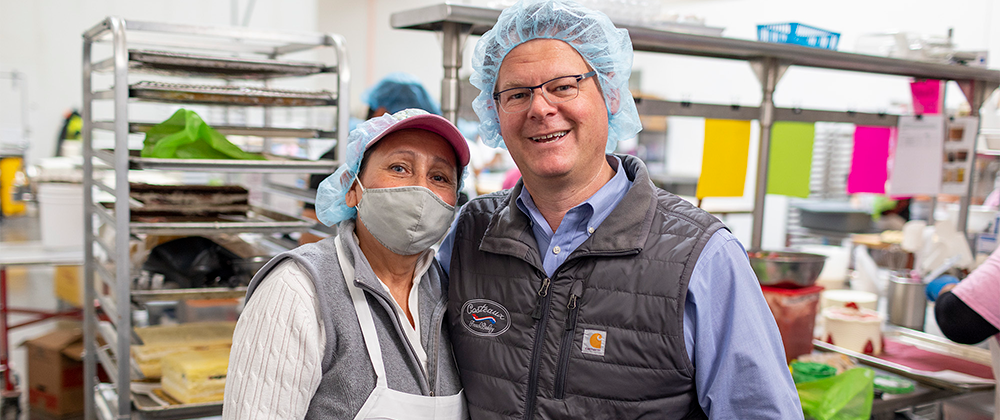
[554,280,583,399]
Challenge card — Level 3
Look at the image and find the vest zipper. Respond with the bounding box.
[554,280,583,399]
[524,277,552,420]
[530,277,550,320]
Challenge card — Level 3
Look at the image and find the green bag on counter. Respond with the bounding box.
[797,368,874,420]
[141,109,265,160]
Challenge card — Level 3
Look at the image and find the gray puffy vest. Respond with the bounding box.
[245,220,463,419]
[448,155,724,419]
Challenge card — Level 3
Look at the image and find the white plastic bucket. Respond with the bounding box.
[37,182,84,249]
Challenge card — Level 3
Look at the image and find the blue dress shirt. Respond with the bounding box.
[439,156,802,418]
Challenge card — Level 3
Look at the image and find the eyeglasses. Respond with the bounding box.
[492,71,597,114]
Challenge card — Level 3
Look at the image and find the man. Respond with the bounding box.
[438,0,802,418]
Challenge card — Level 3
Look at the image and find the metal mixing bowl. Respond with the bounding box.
[748,250,827,288]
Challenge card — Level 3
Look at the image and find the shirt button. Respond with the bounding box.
[553,246,561,255]
[587,227,595,234]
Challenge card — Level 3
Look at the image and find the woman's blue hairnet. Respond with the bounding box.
[315,109,468,226]
[363,72,442,115]
[470,0,642,153]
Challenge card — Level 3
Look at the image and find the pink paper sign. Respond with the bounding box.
[910,79,942,115]
[847,126,892,194]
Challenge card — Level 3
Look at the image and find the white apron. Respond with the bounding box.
[335,235,467,420]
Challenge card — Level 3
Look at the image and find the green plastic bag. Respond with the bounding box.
[141,109,265,160]
[797,368,874,420]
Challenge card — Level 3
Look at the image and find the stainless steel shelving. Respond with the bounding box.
[391,3,1000,249]
[82,17,350,420]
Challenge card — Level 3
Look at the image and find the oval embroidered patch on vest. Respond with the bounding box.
[460,299,511,337]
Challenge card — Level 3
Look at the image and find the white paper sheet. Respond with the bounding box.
[889,115,945,196]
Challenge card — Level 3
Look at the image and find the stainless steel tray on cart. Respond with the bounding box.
[94,81,337,106]
[92,49,333,79]
[93,149,338,173]
[93,380,223,420]
[93,120,336,139]
[130,382,223,420]
[95,350,223,419]
[94,203,313,235]
[814,327,995,391]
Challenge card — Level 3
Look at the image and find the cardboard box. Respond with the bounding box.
[25,328,85,418]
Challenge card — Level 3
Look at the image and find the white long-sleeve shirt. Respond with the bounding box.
[223,249,433,420]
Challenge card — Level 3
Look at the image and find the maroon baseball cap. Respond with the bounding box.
[362,108,470,167]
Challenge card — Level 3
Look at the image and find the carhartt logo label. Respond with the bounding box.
[461,299,511,337]
[582,329,606,356]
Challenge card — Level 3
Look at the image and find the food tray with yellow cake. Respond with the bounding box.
[131,321,236,380]
[95,347,227,419]
[814,326,995,391]
[127,349,230,419]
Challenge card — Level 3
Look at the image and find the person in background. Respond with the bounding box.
[929,246,1000,420]
[224,109,470,419]
[301,73,443,244]
[437,0,801,418]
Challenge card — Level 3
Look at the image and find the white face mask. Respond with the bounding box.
[354,179,457,255]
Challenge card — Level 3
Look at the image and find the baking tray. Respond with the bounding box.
[814,326,995,391]
[93,120,336,139]
[93,49,333,79]
[95,81,337,107]
[94,149,338,174]
[130,382,223,419]
[95,203,313,235]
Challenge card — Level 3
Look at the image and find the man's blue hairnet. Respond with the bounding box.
[315,109,468,226]
[470,0,642,153]
[363,72,442,115]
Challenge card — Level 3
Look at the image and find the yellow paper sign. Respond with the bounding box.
[697,119,751,199]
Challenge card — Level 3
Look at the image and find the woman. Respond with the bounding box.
[928,246,1000,420]
[223,108,470,419]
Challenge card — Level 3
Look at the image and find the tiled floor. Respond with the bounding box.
[1,208,73,419]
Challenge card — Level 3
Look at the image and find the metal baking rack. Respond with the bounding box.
[92,49,334,80]
[82,16,350,420]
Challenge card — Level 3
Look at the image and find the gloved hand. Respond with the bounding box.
[926,275,959,302]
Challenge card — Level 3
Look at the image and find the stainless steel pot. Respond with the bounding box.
[887,274,926,330]
[748,250,827,288]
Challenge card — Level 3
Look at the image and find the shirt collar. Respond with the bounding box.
[515,154,630,234]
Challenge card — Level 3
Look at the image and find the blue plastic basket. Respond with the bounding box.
[757,23,840,50]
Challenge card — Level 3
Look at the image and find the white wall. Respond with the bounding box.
[0,0,318,164]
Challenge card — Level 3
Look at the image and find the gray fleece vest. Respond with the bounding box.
[245,219,463,419]
[448,155,724,420]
